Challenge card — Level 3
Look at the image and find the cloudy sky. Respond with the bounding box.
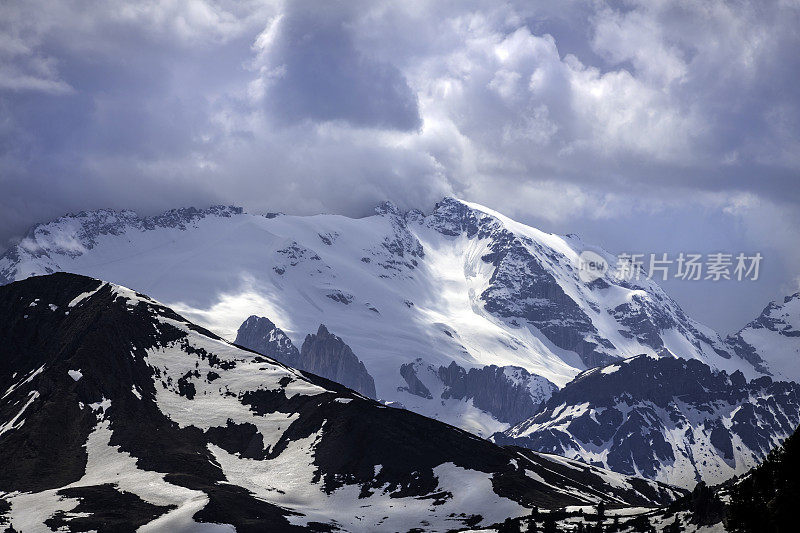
[1,0,798,332]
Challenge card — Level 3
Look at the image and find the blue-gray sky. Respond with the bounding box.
[0,0,798,333]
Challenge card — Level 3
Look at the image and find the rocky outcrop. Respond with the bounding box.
[398,358,556,425]
[299,325,377,399]
[416,197,749,371]
[362,201,425,278]
[438,362,554,425]
[234,315,301,368]
[235,317,376,399]
[399,361,433,399]
[421,197,619,368]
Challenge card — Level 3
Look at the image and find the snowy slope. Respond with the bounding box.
[0,274,684,532]
[727,292,800,382]
[495,354,800,489]
[0,199,765,435]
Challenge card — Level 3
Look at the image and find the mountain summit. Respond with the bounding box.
[727,292,800,382]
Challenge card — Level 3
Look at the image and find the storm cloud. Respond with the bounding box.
[259,1,421,130]
[0,0,798,331]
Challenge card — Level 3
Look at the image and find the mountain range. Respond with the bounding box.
[0,198,798,492]
[0,273,683,532]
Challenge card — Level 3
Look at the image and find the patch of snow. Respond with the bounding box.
[209,435,529,531]
[2,365,45,400]
[7,400,218,532]
[0,390,39,438]
[67,283,106,307]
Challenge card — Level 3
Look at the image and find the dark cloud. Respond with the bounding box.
[259,1,421,131]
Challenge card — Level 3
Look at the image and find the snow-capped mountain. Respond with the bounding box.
[0,198,767,435]
[0,273,683,532]
[494,353,800,488]
[727,292,800,383]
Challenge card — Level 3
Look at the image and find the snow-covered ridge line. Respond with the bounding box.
[727,292,800,382]
[0,205,243,283]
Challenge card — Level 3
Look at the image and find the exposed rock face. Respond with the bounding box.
[399,358,556,425]
[365,201,425,278]
[234,315,301,368]
[422,198,617,368]
[439,362,554,425]
[399,361,433,399]
[495,354,800,488]
[235,317,377,399]
[299,325,377,399]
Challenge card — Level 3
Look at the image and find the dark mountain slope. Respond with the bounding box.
[726,424,800,532]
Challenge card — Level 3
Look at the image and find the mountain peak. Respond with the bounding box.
[434,195,467,207]
[0,197,773,437]
[727,289,800,382]
[374,200,402,216]
[240,314,276,330]
[783,291,800,304]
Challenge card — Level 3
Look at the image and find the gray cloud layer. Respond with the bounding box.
[262,1,421,130]
[0,0,798,331]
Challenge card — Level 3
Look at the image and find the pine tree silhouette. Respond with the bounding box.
[728,425,799,532]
